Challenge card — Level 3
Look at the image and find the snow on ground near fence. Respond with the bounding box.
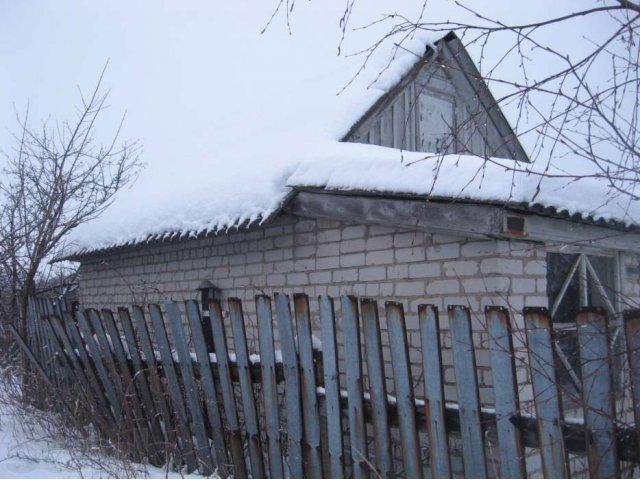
[0,373,208,479]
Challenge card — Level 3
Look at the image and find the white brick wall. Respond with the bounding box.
[77,214,560,406]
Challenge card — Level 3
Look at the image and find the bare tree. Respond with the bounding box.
[0,67,141,335]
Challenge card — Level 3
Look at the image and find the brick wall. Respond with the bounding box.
[78,213,551,404]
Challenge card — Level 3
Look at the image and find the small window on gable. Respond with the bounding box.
[418,90,456,153]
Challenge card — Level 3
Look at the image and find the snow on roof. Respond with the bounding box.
[42,2,636,257]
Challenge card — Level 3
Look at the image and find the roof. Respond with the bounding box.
[44,2,637,258]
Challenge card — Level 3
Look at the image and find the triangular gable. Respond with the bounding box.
[343,32,529,162]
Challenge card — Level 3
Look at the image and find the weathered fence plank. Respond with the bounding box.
[75,310,122,424]
[341,295,368,478]
[165,301,215,475]
[361,299,393,478]
[294,294,323,478]
[256,295,284,478]
[486,306,526,478]
[449,305,487,478]
[131,306,180,467]
[23,293,640,479]
[524,308,569,478]
[275,293,304,478]
[62,312,115,423]
[184,301,230,477]
[117,307,166,465]
[149,304,198,473]
[228,298,266,478]
[209,300,247,477]
[386,301,422,478]
[419,304,451,478]
[48,315,113,434]
[576,308,619,478]
[101,309,149,457]
[319,295,344,478]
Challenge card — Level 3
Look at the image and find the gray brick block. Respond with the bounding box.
[341,253,366,267]
[359,266,386,281]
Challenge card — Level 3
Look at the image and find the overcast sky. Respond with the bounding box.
[1,0,616,160]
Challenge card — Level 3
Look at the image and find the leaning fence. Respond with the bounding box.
[10,294,640,478]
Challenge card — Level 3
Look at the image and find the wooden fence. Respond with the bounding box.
[11,294,640,478]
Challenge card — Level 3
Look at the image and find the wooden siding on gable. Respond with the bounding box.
[345,35,529,162]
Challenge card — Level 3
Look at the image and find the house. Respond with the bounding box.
[60,9,640,404]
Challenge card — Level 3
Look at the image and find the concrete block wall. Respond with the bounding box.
[78,213,549,405]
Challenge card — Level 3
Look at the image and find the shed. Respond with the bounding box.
[62,19,640,403]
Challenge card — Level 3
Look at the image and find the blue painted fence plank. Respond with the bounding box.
[319,295,344,478]
[228,298,266,478]
[448,305,487,478]
[341,295,368,478]
[294,294,323,478]
[208,300,247,477]
[486,306,526,478]
[256,295,284,478]
[386,301,422,478]
[524,308,569,478]
[577,308,619,478]
[419,304,451,478]
[361,299,393,478]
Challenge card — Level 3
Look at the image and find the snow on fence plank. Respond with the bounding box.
[16,293,640,479]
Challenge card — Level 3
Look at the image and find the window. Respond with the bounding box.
[546,251,619,394]
[547,252,617,323]
[418,90,456,153]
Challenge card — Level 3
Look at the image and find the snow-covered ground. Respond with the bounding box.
[0,372,207,479]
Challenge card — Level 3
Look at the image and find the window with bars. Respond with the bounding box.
[546,251,620,394]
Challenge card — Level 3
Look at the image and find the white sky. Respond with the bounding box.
[0,1,634,251]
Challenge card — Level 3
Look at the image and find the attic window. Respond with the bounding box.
[418,90,456,153]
